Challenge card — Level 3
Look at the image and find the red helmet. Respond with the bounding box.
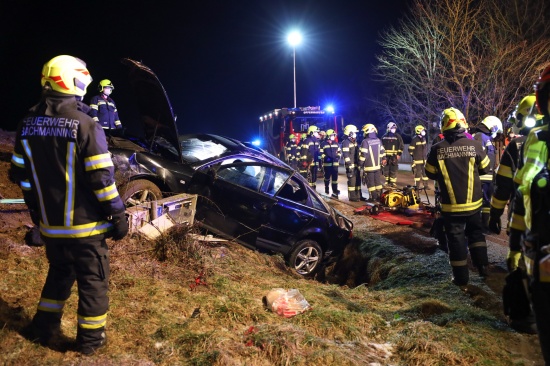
[535,64,550,117]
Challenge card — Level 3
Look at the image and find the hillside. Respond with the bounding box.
[0,129,544,365]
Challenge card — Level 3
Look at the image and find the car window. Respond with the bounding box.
[277,176,308,204]
[180,137,228,162]
[264,169,290,196]
[309,190,327,211]
[217,164,265,192]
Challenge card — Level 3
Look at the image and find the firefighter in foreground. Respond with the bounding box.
[425,107,490,286]
[489,94,543,335]
[89,79,122,132]
[408,125,430,190]
[320,129,341,198]
[341,124,364,202]
[359,124,385,202]
[10,55,128,354]
[300,125,321,189]
[381,121,404,187]
[509,65,550,364]
[298,133,308,178]
[285,134,300,170]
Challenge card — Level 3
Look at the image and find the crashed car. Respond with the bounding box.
[109,58,353,276]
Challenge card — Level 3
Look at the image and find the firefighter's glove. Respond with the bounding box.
[108,211,129,241]
[488,215,501,235]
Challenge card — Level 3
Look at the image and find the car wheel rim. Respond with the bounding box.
[127,189,155,207]
[294,246,320,275]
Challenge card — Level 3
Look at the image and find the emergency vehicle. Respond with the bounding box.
[259,106,344,160]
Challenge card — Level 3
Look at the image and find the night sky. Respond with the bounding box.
[0,0,408,141]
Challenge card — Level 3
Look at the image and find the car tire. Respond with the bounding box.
[119,179,162,207]
[288,239,323,277]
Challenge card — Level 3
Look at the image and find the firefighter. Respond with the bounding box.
[300,125,321,189]
[509,65,550,363]
[320,129,341,198]
[341,124,364,202]
[89,79,122,132]
[285,134,300,170]
[490,94,544,271]
[381,121,404,187]
[10,55,128,354]
[359,124,385,202]
[473,115,502,229]
[489,94,543,335]
[408,125,430,190]
[425,107,490,286]
[298,133,309,178]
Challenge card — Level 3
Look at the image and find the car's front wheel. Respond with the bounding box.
[288,240,323,277]
[119,179,162,207]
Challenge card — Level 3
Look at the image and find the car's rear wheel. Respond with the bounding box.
[288,240,323,277]
[119,179,162,207]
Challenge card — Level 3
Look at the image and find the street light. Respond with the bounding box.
[287,31,302,108]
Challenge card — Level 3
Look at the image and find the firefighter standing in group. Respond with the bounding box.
[300,125,322,189]
[381,121,404,187]
[359,124,385,202]
[489,94,543,335]
[508,65,550,365]
[473,116,502,229]
[320,129,341,198]
[10,55,128,355]
[425,107,490,286]
[285,134,300,170]
[408,125,430,190]
[341,124,364,202]
[89,79,122,132]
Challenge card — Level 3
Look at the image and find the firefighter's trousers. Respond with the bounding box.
[324,165,339,194]
[442,212,488,285]
[531,280,550,364]
[413,163,429,188]
[382,155,399,186]
[480,181,494,228]
[364,169,383,201]
[346,167,362,201]
[32,238,110,348]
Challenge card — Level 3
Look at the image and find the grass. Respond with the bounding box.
[0,224,541,365]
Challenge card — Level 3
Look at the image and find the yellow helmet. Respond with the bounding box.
[326,129,336,136]
[307,125,319,135]
[343,124,358,136]
[98,79,115,92]
[289,134,296,139]
[514,94,544,129]
[361,124,377,134]
[41,55,92,97]
[414,125,425,134]
[440,108,467,133]
[301,133,307,139]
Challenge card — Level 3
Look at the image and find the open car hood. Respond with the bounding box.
[121,58,183,163]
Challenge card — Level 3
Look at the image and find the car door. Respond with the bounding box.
[255,173,324,254]
[204,162,278,247]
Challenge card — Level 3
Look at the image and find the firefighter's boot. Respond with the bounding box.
[77,328,107,355]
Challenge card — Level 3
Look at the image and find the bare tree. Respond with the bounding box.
[373,0,550,140]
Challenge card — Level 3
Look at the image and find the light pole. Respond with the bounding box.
[287,31,302,108]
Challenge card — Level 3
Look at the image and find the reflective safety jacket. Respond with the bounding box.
[300,135,321,166]
[381,132,404,156]
[341,137,359,169]
[425,132,490,215]
[408,134,428,165]
[89,93,122,130]
[10,90,125,242]
[474,128,496,183]
[285,140,300,163]
[359,133,385,171]
[490,136,526,217]
[320,138,341,166]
